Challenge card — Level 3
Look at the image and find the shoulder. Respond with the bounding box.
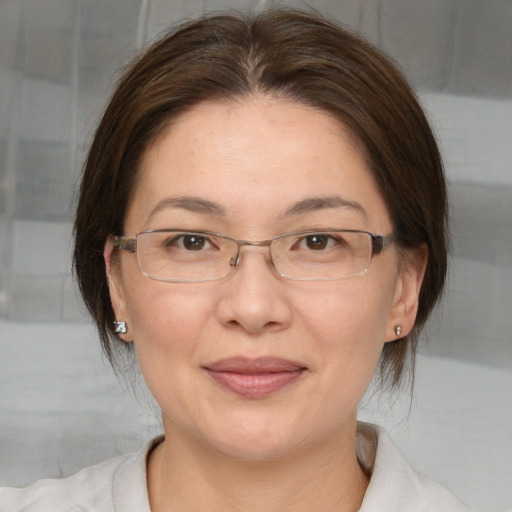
[357,422,474,512]
[0,436,162,512]
[0,457,121,512]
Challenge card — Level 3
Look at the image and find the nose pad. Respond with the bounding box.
[229,244,275,275]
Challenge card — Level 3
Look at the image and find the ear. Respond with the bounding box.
[386,245,428,342]
[104,236,131,343]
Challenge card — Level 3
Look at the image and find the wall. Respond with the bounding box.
[0,1,511,511]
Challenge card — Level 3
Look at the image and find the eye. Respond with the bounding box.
[164,233,211,251]
[289,232,351,253]
[182,234,206,250]
[303,234,331,250]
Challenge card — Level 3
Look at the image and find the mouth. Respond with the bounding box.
[203,357,308,399]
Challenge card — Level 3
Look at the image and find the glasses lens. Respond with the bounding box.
[271,231,372,280]
[136,231,237,282]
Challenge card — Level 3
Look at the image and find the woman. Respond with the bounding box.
[0,8,471,511]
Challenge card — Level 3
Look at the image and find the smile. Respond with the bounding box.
[203,357,308,399]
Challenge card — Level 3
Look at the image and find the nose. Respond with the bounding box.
[216,247,293,335]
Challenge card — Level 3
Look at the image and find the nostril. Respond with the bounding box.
[225,318,282,333]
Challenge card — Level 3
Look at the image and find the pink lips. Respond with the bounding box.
[203,357,307,399]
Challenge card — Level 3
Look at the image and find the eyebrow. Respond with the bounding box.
[281,196,367,219]
[146,196,226,223]
[146,195,366,224]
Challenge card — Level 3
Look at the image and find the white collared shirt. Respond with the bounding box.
[0,423,474,511]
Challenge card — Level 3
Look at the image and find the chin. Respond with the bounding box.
[214,435,301,463]
[200,412,313,463]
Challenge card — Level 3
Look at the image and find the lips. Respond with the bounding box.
[203,357,307,399]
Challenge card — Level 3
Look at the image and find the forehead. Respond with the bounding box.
[127,97,391,232]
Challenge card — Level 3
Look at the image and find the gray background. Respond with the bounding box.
[0,1,511,511]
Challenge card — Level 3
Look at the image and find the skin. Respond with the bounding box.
[105,96,426,512]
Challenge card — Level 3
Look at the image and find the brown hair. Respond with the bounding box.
[74,8,447,387]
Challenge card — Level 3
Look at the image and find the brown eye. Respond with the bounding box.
[182,234,206,250]
[305,234,329,250]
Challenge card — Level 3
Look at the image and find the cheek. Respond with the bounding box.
[126,280,214,340]
[123,281,218,385]
[293,279,394,350]
[293,280,395,394]
[122,283,221,421]
[276,283,394,438]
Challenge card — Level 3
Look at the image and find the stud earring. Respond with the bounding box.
[114,321,127,335]
[394,325,402,337]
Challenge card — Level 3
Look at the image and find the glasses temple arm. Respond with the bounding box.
[114,236,137,252]
[371,233,396,254]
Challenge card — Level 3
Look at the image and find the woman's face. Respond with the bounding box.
[107,97,424,460]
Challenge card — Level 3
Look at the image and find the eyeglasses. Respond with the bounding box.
[114,229,395,283]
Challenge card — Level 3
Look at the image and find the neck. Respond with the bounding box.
[147,417,369,512]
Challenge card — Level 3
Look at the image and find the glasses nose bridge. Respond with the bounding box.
[230,238,274,268]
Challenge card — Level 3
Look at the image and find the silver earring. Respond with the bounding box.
[114,321,127,335]
[394,325,402,337]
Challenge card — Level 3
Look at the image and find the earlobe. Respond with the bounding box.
[386,246,428,342]
[104,236,131,343]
